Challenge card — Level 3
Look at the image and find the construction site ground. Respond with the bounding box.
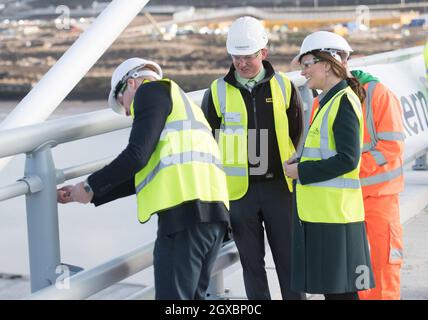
[0,14,426,99]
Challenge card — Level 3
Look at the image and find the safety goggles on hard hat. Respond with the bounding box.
[114,80,128,100]
[320,49,343,62]
[113,65,161,99]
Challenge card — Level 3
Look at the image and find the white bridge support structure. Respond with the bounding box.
[0,0,150,171]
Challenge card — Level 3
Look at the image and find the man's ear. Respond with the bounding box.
[261,48,268,60]
[127,78,135,90]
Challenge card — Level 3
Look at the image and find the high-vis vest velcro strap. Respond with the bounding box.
[211,72,295,200]
[360,81,404,188]
[296,87,365,224]
[132,79,229,223]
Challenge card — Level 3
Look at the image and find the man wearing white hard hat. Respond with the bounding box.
[57,58,230,299]
[202,16,305,300]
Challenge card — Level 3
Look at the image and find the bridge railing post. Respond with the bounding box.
[412,153,428,171]
[206,271,226,299]
[23,141,61,293]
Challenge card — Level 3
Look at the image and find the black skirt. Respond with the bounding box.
[291,194,375,294]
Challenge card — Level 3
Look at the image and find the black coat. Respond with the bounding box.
[87,80,229,236]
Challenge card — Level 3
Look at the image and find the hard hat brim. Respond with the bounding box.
[291,54,301,67]
[108,90,126,115]
[291,50,315,67]
[227,46,266,56]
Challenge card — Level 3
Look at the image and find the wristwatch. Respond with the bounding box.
[83,180,93,194]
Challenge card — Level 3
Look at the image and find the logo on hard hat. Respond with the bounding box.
[226,16,268,55]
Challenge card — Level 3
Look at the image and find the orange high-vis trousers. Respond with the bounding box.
[359,194,403,300]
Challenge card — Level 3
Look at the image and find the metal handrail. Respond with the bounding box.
[405,147,428,165]
[0,89,207,160]
[0,110,131,159]
[0,156,114,202]
[29,241,155,300]
[28,240,239,300]
[1,143,416,203]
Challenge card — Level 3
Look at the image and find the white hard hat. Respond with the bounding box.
[226,16,268,55]
[293,31,353,64]
[108,57,163,115]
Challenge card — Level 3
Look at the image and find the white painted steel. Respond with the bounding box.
[0,0,150,170]
[29,242,155,300]
[0,181,29,202]
[28,240,239,300]
[0,110,131,159]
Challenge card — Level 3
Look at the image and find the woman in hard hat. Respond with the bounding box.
[284,31,375,300]
[307,32,406,300]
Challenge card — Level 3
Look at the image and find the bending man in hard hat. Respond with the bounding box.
[286,31,374,300]
[306,32,405,300]
[57,58,230,300]
[202,16,304,300]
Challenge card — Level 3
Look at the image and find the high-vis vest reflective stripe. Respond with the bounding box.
[297,87,365,223]
[211,72,295,200]
[309,81,404,196]
[359,81,404,195]
[131,79,229,223]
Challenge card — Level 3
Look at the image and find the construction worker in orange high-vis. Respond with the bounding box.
[308,37,405,300]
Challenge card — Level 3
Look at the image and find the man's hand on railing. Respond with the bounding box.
[57,185,73,203]
[57,182,93,204]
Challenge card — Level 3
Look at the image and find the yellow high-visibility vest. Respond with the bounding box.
[211,72,295,200]
[131,79,229,223]
[296,86,364,223]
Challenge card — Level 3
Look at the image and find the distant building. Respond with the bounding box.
[2,0,423,9]
[149,0,419,7]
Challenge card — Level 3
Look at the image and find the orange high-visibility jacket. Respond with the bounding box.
[309,81,404,197]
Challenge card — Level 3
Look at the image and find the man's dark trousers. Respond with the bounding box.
[154,221,226,299]
[230,179,305,300]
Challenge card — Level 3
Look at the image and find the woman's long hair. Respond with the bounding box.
[312,51,366,104]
